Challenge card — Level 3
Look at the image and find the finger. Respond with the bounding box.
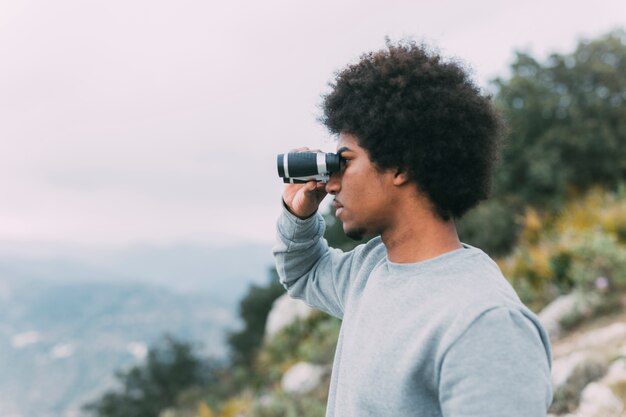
[288,147,324,154]
[289,147,311,153]
[305,180,318,192]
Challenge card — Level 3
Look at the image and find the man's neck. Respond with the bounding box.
[381,197,462,264]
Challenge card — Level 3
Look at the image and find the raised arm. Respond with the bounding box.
[273,173,360,318]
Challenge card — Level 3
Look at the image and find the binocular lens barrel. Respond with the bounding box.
[277,152,342,183]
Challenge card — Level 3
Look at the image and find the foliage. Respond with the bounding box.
[218,312,337,417]
[227,268,285,369]
[499,187,626,310]
[493,29,626,206]
[83,336,215,417]
[160,312,338,417]
[256,311,340,386]
[456,197,521,257]
[250,390,328,417]
[214,395,254,417]
[459,30,626,255]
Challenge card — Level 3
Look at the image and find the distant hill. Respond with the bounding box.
[0,276,233,417]
[0,241,274,302]
[0,241,275,417]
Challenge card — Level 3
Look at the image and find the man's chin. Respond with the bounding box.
[345,227,366,241]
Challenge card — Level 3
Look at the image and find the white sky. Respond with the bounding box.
[1,0,625,247]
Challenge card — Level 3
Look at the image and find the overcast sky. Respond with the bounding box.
[1,0,625,249]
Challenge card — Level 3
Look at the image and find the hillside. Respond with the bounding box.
[549,307,626,416]
[0,277,234,417]
[157,187,626,417]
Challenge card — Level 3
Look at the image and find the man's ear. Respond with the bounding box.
[393,168,410,186]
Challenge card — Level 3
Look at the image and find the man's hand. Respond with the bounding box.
[282,148,328,219]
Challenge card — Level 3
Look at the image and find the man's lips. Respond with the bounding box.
[332,200,344,216]
[332,199,343,210]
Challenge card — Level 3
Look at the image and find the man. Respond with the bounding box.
[273,41,552,416]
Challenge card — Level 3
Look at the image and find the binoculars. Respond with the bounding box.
[277,152,343,183]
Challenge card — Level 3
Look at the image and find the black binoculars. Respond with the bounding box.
[276,152,343,183]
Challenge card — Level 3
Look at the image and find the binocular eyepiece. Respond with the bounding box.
[277,152,343,183]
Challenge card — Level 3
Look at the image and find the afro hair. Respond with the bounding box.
[321,40,504,220]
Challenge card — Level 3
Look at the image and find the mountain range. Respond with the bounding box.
[0,241,274,417]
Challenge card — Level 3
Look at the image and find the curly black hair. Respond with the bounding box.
[321,40,504,221]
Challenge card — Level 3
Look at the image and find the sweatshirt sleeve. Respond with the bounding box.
[272,204,360,319]
[438,307,553,417]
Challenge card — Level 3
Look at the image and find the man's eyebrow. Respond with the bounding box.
[337,146,351,156]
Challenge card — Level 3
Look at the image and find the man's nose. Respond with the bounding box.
[325,171,341,194]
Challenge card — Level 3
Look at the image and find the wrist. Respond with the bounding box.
[282,199,317,220]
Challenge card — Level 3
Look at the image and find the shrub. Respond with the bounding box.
[499,187,626,310]
[255,312,340,386]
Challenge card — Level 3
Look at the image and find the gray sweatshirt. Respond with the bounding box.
[273,207,553,417]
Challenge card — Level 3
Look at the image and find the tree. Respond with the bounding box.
[83,336,213,417]
[227,268,285,369]
[459,30,626,255]
[494,29,626,206]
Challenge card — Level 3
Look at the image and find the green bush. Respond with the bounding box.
[567,231,626,291]
[251,390,328,417]
[499,188,626,310]
[227,270,286,369]
[256,312,340,386]
[83,336,214,417]
[457,197,521,257]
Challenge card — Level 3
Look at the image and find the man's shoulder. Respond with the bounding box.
[445,245,519,301]
[430,246,545,340]
[437,269,549,363]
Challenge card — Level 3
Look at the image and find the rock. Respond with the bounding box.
[538,293,579,339]
[577,382,623,417]
[550,353,607,415]
[265,294,315,338]
[552,352,594,388]
[572,322,626,352]
[281,362,327,395]
[538,292,613,341]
